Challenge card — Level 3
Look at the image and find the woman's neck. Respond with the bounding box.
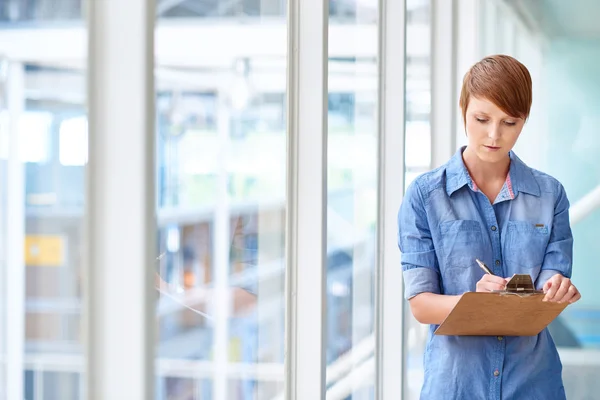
[462,146,510,186]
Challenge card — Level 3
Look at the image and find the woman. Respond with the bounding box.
[398,54,581,399]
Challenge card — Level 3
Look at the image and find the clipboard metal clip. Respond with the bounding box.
[493,274,543,296]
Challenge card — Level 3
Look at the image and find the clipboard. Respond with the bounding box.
[435,274,568,336]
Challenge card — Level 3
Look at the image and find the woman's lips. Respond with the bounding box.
[484,145,501,151]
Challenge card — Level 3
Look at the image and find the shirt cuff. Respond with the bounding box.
[403,267,440,300]
[535,269,562,291]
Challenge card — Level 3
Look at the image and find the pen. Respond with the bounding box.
[476,259,495,275]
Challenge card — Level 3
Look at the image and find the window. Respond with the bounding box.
[19,111,52,164]
[0,45,88,400]
[59,116,88,167]
[403,0,431,398]
[325,1,378,397]
[154,3,287,398]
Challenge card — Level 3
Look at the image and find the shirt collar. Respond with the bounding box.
[445,146,541,198]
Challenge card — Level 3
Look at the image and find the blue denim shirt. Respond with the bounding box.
[398,147,573,400]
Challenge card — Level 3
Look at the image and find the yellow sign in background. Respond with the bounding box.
[24,235,65,267]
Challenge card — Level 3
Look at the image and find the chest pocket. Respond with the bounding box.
[504,221,550,279]
[439,220,484,265]
[438,220,484,294]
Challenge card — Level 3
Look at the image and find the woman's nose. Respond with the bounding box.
[488,125,501,140]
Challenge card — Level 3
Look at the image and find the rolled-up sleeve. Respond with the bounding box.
[398,180,440,300]
[536,182,573,289]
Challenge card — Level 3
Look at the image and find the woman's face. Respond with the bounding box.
[464,96,525,163]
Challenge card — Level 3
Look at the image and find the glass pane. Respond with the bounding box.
[154,3,287,399]
[0,0,83,22]
[536,32,600,398]
[0,11,87,399]
[156,0,376,19]
[405,121,431,169]
[24,371,80,400]
[23,73,86,398]
[479,0,498,56]
[0,88,4,395]
[325,1,378,398]
[404,0,431,399]
[405,0,431,173]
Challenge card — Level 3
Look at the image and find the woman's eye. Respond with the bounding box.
[476,118,487,123]
[504,121,516,126]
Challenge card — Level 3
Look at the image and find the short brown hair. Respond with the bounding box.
[459,54,532,124]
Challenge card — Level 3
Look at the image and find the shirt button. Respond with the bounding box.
[495,260,500,266]
[497,336,503,341]
[494,370,500,377]
[491,225,497,231]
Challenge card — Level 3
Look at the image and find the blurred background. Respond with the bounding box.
[0,0,598,399]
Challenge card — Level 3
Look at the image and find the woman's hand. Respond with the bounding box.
[543,274,581,304]
[476,274,509,292]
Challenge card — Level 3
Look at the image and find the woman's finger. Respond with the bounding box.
[480,274,509,286]
[569,287,581,304]
[552,278,571,302]
[543,275,563,301]
[476,281,506,292]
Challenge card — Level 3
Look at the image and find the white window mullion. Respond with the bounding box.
[213,92,231,400]
[86,0,155,399]
[376,0,405,398]
[6,61,25,400]
[285,0,328,398]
